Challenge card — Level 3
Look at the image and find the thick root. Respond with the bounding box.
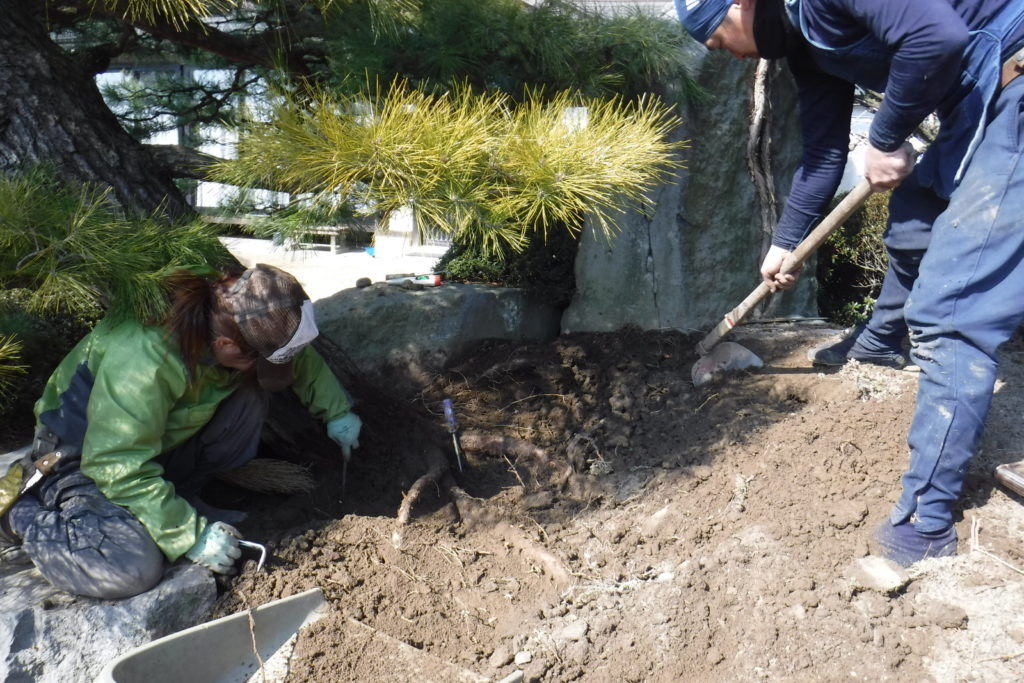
[396,462,445,527]
[460,431,573,486]
[459,431,548,461]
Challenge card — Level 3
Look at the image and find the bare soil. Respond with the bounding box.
[213,323,1024,683]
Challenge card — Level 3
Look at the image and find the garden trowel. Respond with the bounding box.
[692,179,874,387]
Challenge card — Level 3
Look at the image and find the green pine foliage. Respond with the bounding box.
[0,168,230,322]
[323,0,702,102]
[0,289,100,430]
[213,83,684,255]
[0,334,27,411]
[99,0,220,28]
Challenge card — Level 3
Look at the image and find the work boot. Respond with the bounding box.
[808,325,909,369]
[870,521,957,566]
[0,511,29,566]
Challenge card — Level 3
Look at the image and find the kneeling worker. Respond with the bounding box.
[0,264,362,599]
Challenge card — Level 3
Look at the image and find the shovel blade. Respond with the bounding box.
[692,341,764,387]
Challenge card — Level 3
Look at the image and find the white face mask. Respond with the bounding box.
[265,300,319,363]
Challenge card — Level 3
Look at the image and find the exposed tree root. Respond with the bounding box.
[396,459,446,527]
[459,431,548,461]
[460,431,573,486]
[446,480,490,525]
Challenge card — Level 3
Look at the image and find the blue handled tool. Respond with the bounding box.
[442,398,464,472]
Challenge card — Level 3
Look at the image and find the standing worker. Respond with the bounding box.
[675,0,1024,564]
[0,264,363,598]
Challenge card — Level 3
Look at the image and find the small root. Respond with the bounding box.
[448,482,480,515]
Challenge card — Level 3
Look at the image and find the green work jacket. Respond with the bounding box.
[33,317,351,561]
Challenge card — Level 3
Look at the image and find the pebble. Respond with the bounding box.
[845,556,910,593]
[789,590,819,609]
[829,501,868,529]
[854,592,892,619]
[543,604,569,618]
[554,620,589,642]
[523,658,551,682]
[490,645,514,668]
[514,650,533,666]
[1008,624,1024,644]
[927,603,968,630]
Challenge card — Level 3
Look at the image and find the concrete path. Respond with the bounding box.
[220,237,447,302]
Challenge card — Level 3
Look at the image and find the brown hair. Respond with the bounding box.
[162,268,252,381]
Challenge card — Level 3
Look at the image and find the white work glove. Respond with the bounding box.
[864,141,916,190]
[760,245,801,292]
[185,521,242,574]
[327,412,362,462]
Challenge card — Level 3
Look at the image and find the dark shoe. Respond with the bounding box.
[808,326,908,369]
[871,521,957,566]
[0,512,29,566]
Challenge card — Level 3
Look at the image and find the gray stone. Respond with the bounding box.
[489,644,514,668]
[562,50,813,335]
[314,283,561,389]
[514,650,533,666]
[845,555,911,594]
[0,563,215,682]
[925,603,968,630]
[553,619,589,642]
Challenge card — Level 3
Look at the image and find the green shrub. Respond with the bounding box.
[816,190,890,327]
[0,166,230,322]
[437,225,578,306]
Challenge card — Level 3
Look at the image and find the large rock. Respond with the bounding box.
[314,282,562,387]
[563,49,816,334]
[0,563,215,682]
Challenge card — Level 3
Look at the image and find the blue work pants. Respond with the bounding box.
[853,171,947,355]
[893,75,1024,532]
[8,384,267,599]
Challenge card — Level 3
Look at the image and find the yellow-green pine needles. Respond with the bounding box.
[212,80,686,255]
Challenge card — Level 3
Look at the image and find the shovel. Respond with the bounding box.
[692,179,874,386]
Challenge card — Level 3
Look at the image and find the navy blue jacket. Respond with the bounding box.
[774,0,1024,249]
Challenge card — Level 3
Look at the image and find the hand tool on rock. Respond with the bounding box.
[442,398,464,472]
[692,179,874,387]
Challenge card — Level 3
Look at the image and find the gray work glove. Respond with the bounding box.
[326,412,362,462]
[185,521,242,574]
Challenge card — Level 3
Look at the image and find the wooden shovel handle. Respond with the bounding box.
[696,180,874,356]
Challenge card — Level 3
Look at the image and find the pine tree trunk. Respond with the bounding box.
[0,3,192,218]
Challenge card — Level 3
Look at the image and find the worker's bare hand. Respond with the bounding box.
[760,245,801,292]
[864,142,916,190]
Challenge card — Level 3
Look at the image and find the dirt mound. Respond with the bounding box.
[214,323,1024,682]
